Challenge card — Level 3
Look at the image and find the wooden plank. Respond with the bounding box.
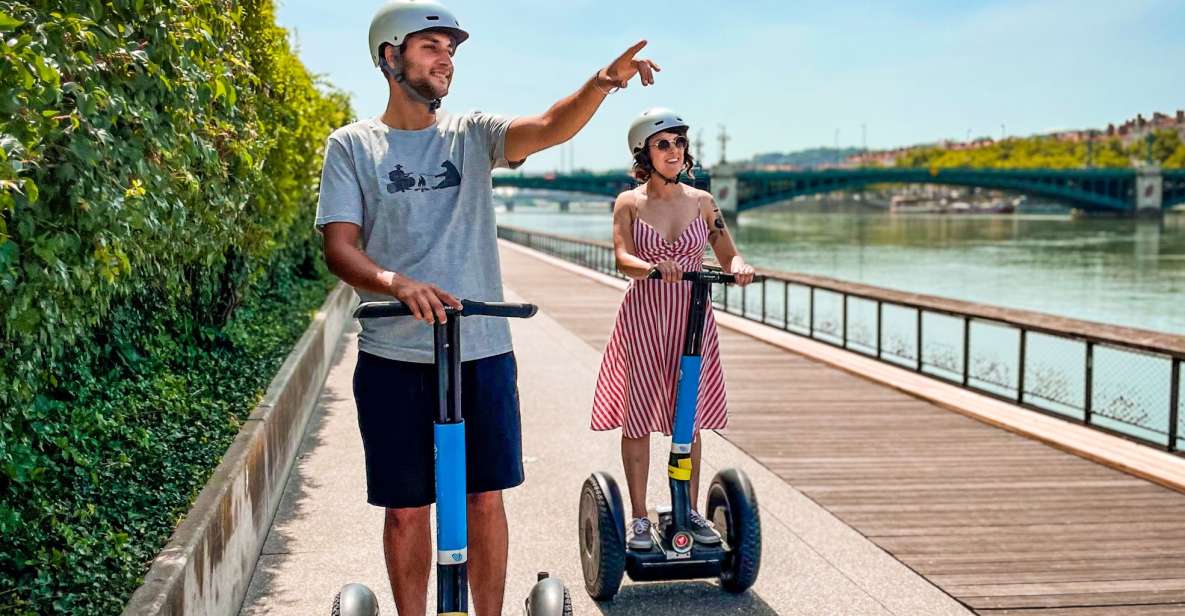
[984,606,1185,616]
[964,589,1185,610]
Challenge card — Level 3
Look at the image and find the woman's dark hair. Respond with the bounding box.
[632,126,696,183]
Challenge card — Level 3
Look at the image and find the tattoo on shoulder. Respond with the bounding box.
[712,207,726,230]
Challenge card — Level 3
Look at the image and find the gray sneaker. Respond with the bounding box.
[628,517,653,550]
[689,510,722,545]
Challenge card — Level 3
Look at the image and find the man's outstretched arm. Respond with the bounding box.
[504,40,659,163]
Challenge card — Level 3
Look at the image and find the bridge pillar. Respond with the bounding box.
[558,201,570,212]
[709,163,739,220]
[1136,165,1163,216]
[504,200,515,212]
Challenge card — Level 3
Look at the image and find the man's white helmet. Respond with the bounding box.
[628,108,690,155]
[368,0,469,67]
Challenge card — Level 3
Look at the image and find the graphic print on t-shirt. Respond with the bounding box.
[386,160,462,194]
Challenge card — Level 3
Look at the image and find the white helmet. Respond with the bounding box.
[628,108,690,155]
[368,0,469,67]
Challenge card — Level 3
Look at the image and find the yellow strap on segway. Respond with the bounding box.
[667,465,691,480]
[439,612,467,615]
[667,457,693,480]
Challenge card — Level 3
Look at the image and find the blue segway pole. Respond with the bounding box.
[434,317,468,615]
[666,275,713,543]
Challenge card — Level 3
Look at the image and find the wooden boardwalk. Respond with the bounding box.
[499,243,1185,616]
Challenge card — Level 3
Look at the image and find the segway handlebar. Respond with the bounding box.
[353,299,538,320]
[646,269,762,285]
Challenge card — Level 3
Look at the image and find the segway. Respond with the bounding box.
[579,269,762,600]
[334,298,572,615]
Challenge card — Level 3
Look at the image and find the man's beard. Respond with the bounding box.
[405,74,449,100]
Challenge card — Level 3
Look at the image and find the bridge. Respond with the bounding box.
[492,167,1185,215]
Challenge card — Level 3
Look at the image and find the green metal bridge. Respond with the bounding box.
[492,167,1185,214]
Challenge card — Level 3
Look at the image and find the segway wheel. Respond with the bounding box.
[331,583,379,615]
[525,572,574,616]
[579,474,625,600]
[707,468,762,593]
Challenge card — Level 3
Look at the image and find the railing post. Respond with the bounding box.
[782,282,789,331]
[962,316,971,386]
[761,278,767,325]
[808,287,815,338]
[1168,358,1180,452]
[1084,341,1094,426]
[916,308,923,372]
[1017,329,1027,404]
[876,300,883,359]
[842,294,848,348]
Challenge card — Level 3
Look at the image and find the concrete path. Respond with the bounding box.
[239,259,971,615]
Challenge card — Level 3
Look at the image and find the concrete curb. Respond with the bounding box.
[122,282,355,615]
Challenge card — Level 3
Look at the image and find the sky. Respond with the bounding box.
[275,0,1185,172]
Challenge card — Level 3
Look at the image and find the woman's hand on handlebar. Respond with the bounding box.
[729,257,756,287]
[385,273,462,324]
[650,260,683,283]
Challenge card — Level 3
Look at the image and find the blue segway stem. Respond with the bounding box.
[435,421,468,564]
[671,355,702,453]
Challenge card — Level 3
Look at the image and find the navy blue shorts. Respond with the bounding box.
[352,350,525,509]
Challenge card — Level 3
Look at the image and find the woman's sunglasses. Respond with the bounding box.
[650,136,689,152]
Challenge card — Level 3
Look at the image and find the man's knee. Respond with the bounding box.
[467,490,504,518]
[385,505,430,530]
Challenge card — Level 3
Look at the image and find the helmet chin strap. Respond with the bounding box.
[380,56,443,113]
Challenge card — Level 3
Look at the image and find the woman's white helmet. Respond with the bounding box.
[368,0,469,67]
[628,108,690,155]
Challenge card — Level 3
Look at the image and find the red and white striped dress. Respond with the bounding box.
[591,216,728,438]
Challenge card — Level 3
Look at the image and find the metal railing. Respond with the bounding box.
[498,224,1185,454]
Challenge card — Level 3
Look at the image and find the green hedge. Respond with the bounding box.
[0,0,352,612]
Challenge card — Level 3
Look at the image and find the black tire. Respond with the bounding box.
[707,468,762,593]
[579,475,625,600]
[563,587,573,616]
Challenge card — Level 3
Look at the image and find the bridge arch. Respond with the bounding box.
[736,168,1137,214]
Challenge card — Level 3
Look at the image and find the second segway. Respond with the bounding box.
[579,269,762,600]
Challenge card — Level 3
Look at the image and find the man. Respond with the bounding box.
[314,1,659,613]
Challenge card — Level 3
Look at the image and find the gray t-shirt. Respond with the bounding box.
[315,111,520,363]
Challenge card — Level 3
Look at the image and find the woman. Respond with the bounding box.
[591,108,755,550]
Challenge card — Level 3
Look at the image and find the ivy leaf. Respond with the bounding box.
[22,179,38,204]
[0,11,23,32]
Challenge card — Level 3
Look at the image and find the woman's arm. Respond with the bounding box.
[701,192,755,285]
[613,191,654,279]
